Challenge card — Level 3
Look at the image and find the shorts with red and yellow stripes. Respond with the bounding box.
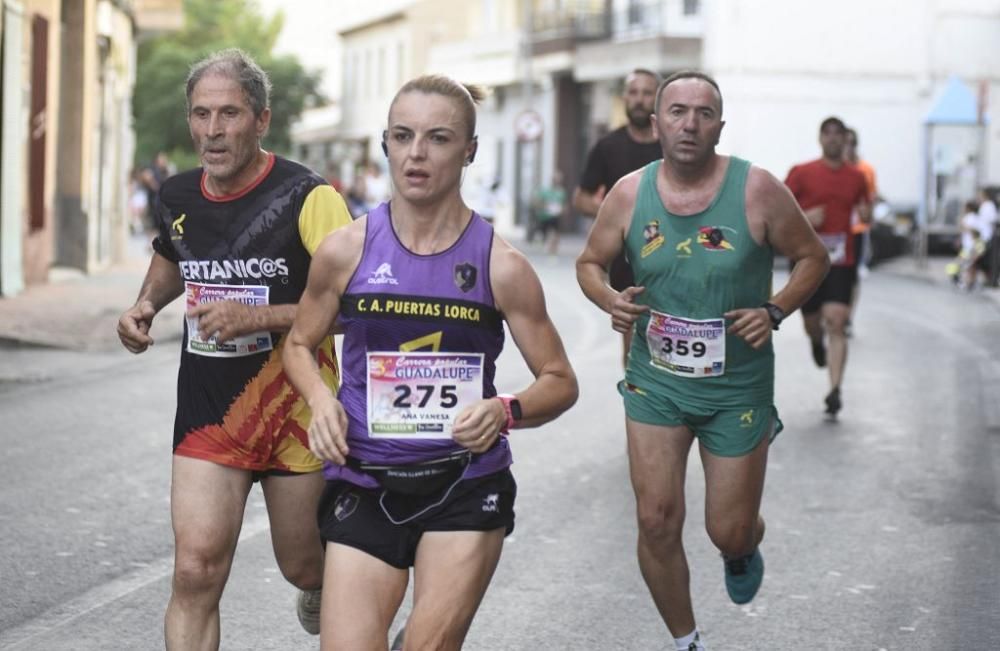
[174,390,322,475]
[173,342,336,475]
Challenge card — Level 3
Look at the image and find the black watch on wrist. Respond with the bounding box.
[761,302,785,330]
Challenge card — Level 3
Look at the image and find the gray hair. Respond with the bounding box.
[186,48,271,117]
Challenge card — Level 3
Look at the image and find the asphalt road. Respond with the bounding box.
[1,246,999,650]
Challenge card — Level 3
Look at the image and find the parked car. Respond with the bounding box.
[869,201,916,266]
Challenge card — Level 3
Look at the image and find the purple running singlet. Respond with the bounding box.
[328,202,511,487]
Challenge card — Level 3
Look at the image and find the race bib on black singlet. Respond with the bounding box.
[184,281,273,357]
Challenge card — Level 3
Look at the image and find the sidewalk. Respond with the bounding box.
[0,236,185,351]
[874,252,1000,308]
[874,252,954,284]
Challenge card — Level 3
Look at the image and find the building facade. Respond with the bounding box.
[331,0,709,235]
[333,1,475,190]
[319,0,1000,237]
[0,0,180,297]
[703,0,999,224]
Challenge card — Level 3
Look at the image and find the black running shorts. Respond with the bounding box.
[318,469,517,569]
[801,265,857,314]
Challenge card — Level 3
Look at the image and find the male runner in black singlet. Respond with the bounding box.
[574,69,663,366]
[117,49,352,648]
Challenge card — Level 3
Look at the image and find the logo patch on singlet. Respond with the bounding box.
[171,213,186,241]
[368,262,399,285]
[640,220,665,258]
[697,226,736,252]
[675,238,692,257]
[454,262,477,292]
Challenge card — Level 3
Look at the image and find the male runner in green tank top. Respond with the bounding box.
[577,72,829,651]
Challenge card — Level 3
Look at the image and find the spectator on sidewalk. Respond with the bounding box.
[346,165,369,217]
[362,161,391,213]
[533,170,567,256]
[128,168,151,235]
[947,200,985,289]
[477,178,502,225]
[972,187,998,287]
[140,152,174,221]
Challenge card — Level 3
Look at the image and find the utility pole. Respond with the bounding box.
[515,0,541,237]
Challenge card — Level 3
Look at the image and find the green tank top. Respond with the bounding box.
[624,157,775,408]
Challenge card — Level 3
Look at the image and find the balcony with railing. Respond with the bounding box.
[611,0,664,40]
[528,0,701,57]
[529,5,611,55]
[570,0,702,80]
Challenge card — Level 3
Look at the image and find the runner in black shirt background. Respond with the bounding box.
[574,69,662,367]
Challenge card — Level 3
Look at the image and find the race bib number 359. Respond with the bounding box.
[645,310,726,378]
[367,352,484,439]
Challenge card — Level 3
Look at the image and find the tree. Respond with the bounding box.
[132,0,323,168]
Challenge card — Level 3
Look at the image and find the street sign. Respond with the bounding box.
[515,109,543,142]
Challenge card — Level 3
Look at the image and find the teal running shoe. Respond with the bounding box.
[724,548,764,604]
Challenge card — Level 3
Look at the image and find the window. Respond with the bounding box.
[683,0,700,16]
[347,52,358,97]
[627,0,643,25]
[482,0,497,32]
[397,42,405,86]
[364,50,372,98]
[377,47,386,97]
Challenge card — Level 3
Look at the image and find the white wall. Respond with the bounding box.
[662,0,704,37]
[704,0,929,77]
[716,74,925,205]
[1,0,25,295]
[317,0,1000,215]
[340,22,412,161]
[703,0,1000,205]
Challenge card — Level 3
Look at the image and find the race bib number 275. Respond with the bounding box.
[367,352,484,439]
